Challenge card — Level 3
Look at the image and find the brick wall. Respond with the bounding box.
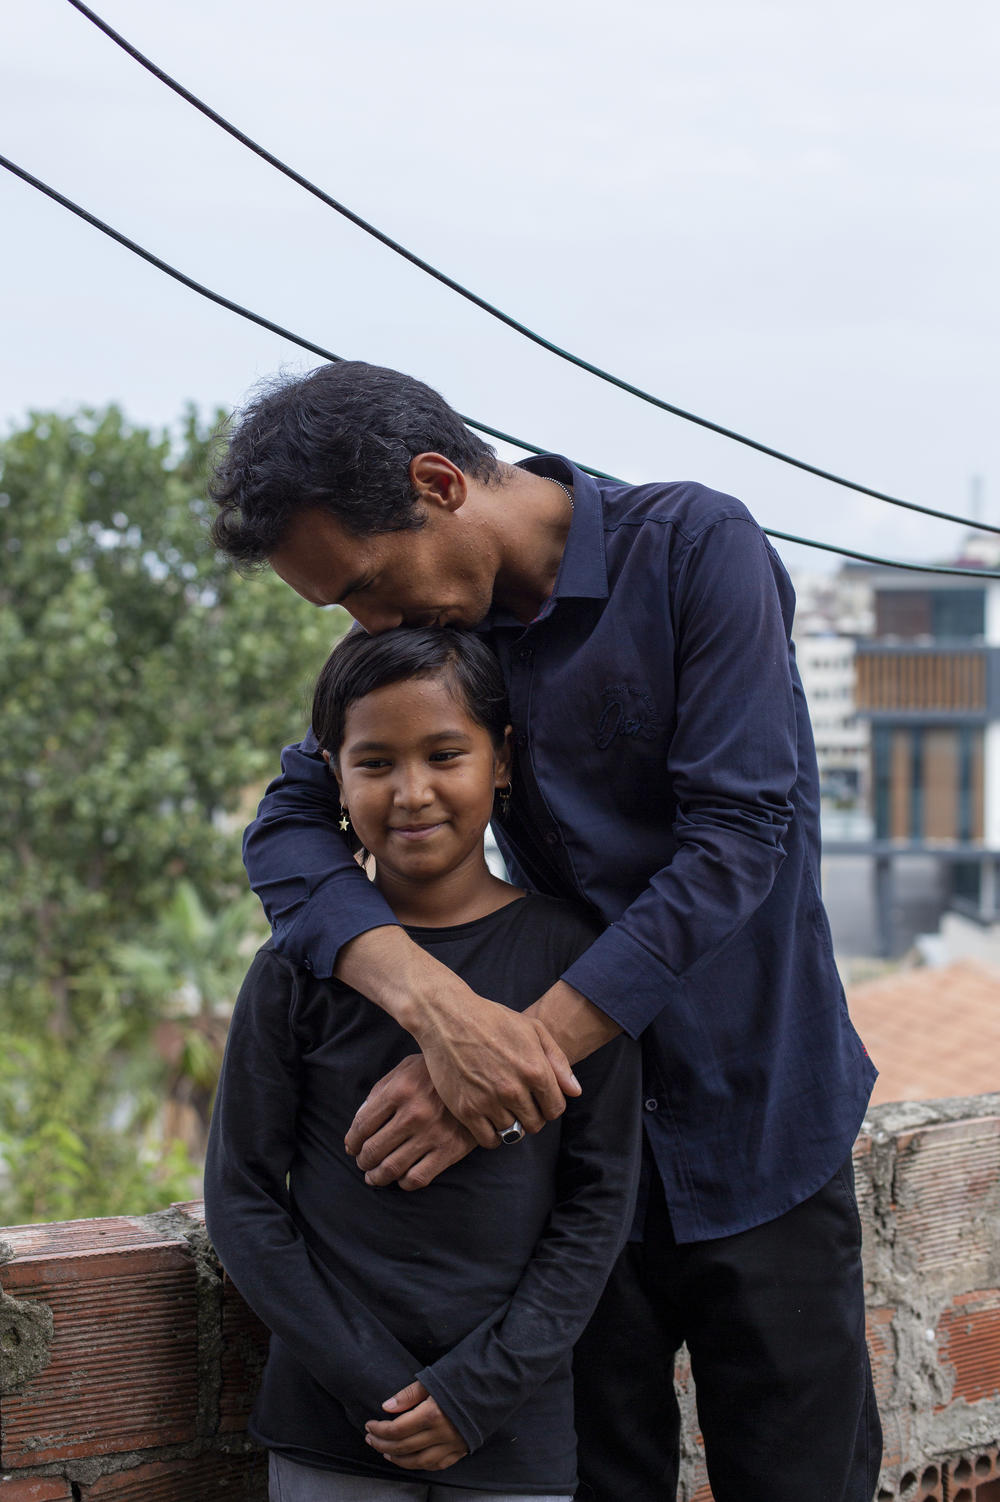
[2,1096,998,1500]
[678,1094,1000,1500]
[0,1203,267,1499]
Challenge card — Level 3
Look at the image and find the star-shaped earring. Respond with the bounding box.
[339,809,350,833]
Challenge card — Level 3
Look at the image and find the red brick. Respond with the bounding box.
[0,1218,168,1260]
[945,1443,1000,1498]
[936,1291,1000,1408]
[866,1307,895,1409]
[0,1480,74,1500]
[168,1200,206,1229]
[1,1221,199,1467]
[79,1448,266,1499]
[170,1198,271,1432]
[218,1274,269,1434]
[852,1134,879,1289]
[865,1307,904,1471]
[673,1346,692,1390]
[671,1346,709,1497]
[887,1462,943,1501]
[914,1462,943,1500]
[892,1117,1000,1285]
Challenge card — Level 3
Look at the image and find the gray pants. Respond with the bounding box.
[269,1452,573,1502]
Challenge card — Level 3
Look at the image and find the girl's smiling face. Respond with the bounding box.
[332,671,511,908]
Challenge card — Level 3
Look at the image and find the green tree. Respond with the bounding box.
[112,879,264,1160]
[0,405,344,1221]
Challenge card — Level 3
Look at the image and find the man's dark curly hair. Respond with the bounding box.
[209,361,502,564]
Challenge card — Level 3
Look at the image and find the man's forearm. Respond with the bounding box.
[335,926,596,1073]
[334,925,578,1147]
[528,979,622,1065]
[333,924,463,1038]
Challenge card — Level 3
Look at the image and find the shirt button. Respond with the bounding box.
[518,647,533,660]
[516,733,528,749]
[544,830,559,846]
[644,1097,659,1112]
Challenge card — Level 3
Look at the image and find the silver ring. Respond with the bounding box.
[497,1119,525,1146]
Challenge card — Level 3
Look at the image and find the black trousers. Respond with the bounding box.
[573,1160,882,1502]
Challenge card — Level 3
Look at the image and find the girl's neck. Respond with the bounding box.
[373,852,523,929]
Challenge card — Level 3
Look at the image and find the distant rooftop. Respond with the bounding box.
[848,959,1000,1105]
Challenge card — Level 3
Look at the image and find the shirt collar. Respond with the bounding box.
[515,454,609,603]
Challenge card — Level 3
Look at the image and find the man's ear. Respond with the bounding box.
[494,725,514,787]
[409,452,467,512]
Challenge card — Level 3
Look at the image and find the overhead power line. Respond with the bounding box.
[1,152,996,581]
[65,0,999,540]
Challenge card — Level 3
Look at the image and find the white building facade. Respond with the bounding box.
[795,636,869,803]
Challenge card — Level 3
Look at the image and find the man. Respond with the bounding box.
[210,360,881,1502]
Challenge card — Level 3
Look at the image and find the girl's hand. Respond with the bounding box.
[365,1380,468,1471]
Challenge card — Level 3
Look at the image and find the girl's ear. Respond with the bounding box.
[494,724,514,787]
[321,748,346,797]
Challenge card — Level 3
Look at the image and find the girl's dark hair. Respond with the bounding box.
[210,362,501,565]
[312,628,509,853]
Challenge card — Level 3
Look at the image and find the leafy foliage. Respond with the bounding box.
[0,406,345,1221]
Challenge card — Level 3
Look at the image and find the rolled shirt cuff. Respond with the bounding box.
[561,923,678,1038]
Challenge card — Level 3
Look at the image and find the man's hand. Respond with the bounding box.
[413,990,580,1148]
[345,1054,476,1189]
[335,927,578,1148]
[365,1380,467,1471]
[339,942,622,1188]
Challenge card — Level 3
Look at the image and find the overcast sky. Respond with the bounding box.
[2,0,997,575]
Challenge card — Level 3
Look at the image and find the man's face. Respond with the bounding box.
[270,505,499,634]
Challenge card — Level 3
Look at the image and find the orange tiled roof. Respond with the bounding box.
[847,960,1000,1106]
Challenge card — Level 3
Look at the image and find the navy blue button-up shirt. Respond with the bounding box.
[243,456,876,1242]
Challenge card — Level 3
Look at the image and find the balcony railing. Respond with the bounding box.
[855,648,987,713]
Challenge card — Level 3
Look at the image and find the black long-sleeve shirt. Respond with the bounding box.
[204,894,641,1494]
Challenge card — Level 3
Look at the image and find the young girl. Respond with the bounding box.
[204,627,640,1502]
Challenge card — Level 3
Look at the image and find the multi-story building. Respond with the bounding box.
[791,567,873,812]
[790,567,875,640]
[795,635,868,804]
[849,566,1000,946]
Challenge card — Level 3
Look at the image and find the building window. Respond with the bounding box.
[875,588,985,640]
[933,589,985,640]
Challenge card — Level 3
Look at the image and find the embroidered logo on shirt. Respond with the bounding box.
[595,684,664,750]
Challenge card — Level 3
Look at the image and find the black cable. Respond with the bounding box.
[2,152,996,581]
[762,530,994,577]
[64,0,1000,540]
[0,154,543,457]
